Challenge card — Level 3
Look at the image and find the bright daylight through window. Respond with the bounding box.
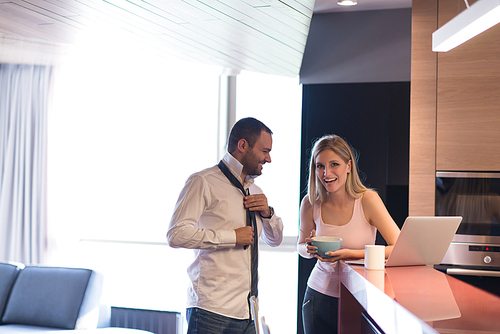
[48,31,301,334]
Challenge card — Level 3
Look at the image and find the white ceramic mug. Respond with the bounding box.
[364,245,385,270]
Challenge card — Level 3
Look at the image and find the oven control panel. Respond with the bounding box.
[469,245,499,264]
[442,242,500,267]
[469,245,500,252]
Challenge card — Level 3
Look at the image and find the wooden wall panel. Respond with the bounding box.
[409,0,438,216]
[436,2,500,171]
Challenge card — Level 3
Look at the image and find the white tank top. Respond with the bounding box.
[307,195,377,297]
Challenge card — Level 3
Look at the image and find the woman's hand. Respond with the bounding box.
[305,231,358,261]
[304,230,318,256]
[316,249,354,262]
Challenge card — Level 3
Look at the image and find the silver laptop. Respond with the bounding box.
[385,216,463,267]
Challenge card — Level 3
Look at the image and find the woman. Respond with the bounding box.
[297,135,400,334]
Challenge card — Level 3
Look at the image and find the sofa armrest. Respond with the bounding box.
[75,271,108,329]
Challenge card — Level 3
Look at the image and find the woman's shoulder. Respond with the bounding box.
[301,195,313,210]
[301,195,321,214]
[360,189,393,224]
[300,195,318,224]
[361,189,378,199]
[360,189,383,208]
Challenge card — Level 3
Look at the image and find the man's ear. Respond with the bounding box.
[237,138,248,153]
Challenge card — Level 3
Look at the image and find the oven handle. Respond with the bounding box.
[446,268,500,277]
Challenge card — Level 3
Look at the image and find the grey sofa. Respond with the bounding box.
[0,262,112,333]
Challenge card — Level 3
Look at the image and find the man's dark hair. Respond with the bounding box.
[227,117,272,153]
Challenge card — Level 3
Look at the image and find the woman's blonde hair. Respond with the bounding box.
[307,135,368,205]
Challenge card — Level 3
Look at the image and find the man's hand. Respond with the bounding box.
[244,194,271,217]
[235,226,254,246]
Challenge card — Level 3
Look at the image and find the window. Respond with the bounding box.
[237,71,301,332]
[48,35,300,334]
[236,70,302,237]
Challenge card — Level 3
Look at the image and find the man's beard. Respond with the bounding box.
[242,150,262,177]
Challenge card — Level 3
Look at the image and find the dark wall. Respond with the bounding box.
[299,9,411,85]
[296,81,410,333]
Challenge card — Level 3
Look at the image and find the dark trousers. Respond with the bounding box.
[302,287,339,334]
[186,307,255,334]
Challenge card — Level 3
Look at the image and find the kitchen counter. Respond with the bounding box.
[339,261,500,334]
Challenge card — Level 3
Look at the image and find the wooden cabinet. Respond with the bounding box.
[410,0,500,215]
[436,2,500,172]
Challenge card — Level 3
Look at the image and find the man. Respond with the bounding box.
[167,117,283,334]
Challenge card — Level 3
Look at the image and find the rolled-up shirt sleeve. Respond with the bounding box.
[167,174,236,249]
[260,214,284,247]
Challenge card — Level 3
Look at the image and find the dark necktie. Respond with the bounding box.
[218,160,258,298]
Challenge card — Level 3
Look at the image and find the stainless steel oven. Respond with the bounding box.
[436,171,500,296]
[435,172,500,290]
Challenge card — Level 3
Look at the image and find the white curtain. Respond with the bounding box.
[0,64,52,264]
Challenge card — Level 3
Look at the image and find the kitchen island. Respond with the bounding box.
[339,261,500,333]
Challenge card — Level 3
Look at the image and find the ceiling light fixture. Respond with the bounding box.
[432,0,500,52]
[337,0,357,6]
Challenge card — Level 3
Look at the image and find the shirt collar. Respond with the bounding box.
[222,152,255,187]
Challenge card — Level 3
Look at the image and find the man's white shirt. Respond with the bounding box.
[167,152,283,319]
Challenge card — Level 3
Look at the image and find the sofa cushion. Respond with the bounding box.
[0,263,23,320]
[1,266,92,329]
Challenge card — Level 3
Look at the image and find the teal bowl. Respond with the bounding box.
[311,236,343,258]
